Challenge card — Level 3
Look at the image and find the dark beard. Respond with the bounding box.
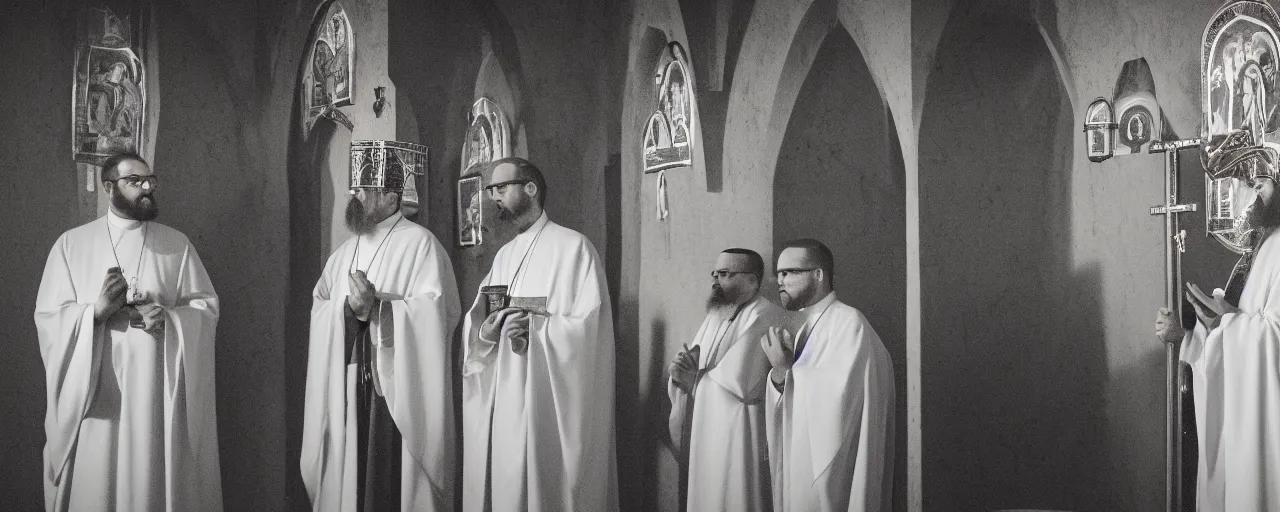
[779,288,813,311]
[345,196,376,234]
[706,285,732,310]
[497,194,531,222]
[113,191,158,221]
[1247,194,1280,229]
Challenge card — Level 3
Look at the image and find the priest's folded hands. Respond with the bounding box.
[668,344,699,393]
[346,270,377,321]
[762,326,793,381]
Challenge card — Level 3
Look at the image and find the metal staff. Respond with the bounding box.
[1148,138,1199,512]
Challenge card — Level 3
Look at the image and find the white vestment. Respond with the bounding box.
[301,212,461,511]
[767,292,894,511]
[668,295,782,511]
[35,210,222,512]
[1182,231,1280,512]
[462,212,618,511]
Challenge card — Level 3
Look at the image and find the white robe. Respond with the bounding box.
[35,210,222,512]
[1182,231,1280,512]
[766,292,894,512]
[461,212,618,511]
[668,295,782,512]
[301,212,461,511]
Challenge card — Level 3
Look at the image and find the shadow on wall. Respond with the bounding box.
[919,1,1107,510]
[623,25,673,512]
[772,25,908,512]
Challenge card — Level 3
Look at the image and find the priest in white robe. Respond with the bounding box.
[461,157,618,511]
[302,152,461,511]
[668,248,782,511]
[35,153,222,512]
[760,238,894,511]
[1158,173,1280,512]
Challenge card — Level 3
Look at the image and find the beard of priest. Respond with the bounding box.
[669,249,782,511]
[35,153,224,511]
[1162,174,1280,511]
[762,239,895,511]
[462,157,619,511]
[302,183,462,511]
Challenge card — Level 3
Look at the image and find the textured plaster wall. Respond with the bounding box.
[912,0,1241,510]
[0,5,82,510]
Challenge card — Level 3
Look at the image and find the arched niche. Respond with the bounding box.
[453,35,524,313]
[771,23,907,512]
[917,1,1107,509]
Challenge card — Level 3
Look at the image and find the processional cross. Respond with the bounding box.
[1147,138,1199,512]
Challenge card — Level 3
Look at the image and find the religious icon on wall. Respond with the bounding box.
[303,2,353,131]
[1203,0,1280,155]
[461,97,511,175]
[457,174,484,247]
[1112,58,1163,156]
[1202,0,1280,254]
[73,7,146,165]
[643,42,696,173]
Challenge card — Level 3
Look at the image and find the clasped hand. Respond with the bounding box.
[347,271,378,322]
[95,267,164,337]
[480,308,531,347]
[759,326,795,371]
[669,344,700,393]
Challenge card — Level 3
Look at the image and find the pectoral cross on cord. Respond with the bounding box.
[106,219,149,304]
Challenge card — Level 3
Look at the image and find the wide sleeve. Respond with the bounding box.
[301,254,346,506]
[33,234,101,487]
[667,316,713,456]
[1203,308,1280,508]
[795,315,893,511]
[162,241,223,511]
[702,305,778,403]
[525,240,617,510]
[369,237,461,511]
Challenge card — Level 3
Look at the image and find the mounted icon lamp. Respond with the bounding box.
[1083,97,1116,162]
[373,86,387,118]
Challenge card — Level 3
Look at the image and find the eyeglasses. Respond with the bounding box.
[107,175,159,190]
[775,268,817,281]
[484,179,532,197]
[710,270,754,279]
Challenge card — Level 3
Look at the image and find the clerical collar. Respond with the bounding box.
[106,207,144,230]
[515,211,550,239]
[800,291,837,322]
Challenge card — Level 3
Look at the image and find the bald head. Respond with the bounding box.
[489,157,547,207]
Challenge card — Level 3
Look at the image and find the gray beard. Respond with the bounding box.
[706,286,733,310]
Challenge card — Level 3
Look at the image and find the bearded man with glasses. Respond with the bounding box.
[35,152,223,511]
[666,248,782,511]
[760,238,895,511]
